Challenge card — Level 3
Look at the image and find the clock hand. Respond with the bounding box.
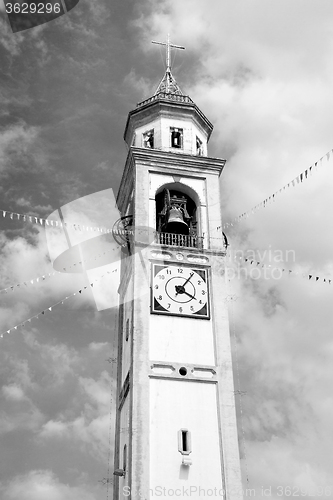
[182,290,197,300]
[175,272,194,296]
[174,286,197,301]
[175,285,185,296]
[183,272,194,287]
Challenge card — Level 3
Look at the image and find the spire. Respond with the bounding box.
[151,34,185,95]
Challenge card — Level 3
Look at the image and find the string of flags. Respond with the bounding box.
[0,271,60,294]
[1,209,112,234]
[0,243,122,294]
[239,256,332,285]
[221,146,333,230]
[56,244,122,273]
[0,268,119,339]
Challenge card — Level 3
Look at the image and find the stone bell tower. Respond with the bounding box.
[113,36,243,500]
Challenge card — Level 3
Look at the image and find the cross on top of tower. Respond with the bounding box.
[152,33,185,72]
[151,34,186,96]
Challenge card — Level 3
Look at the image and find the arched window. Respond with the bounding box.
[155,187,201,248]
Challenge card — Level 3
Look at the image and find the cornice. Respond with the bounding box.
[130,147,225,172]
[117,147,226,210]
[124,98,213,144]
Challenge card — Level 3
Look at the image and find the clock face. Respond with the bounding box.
[152,264,209,319]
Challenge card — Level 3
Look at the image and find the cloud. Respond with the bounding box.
[15,198,54,214]
[88,341,109,351]
[0,123,41,176]
[23,332,80,387]
[0,470,99,500]
[0,18,25,56]
[2,384,26,401]
[38,371,114,461]
[0,225,94,335]
[0,387,45,434]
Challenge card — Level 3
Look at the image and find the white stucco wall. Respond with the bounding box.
[149,379,223,498]
[149,312,215,365]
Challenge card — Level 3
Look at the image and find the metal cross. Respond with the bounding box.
[152,33,185,71]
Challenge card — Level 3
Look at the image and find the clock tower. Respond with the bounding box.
[113,38,243,500]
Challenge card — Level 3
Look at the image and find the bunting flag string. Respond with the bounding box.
[221,146,333,230]
[0,243,122,294]
[0,268,119,339]
[51,243,122,273]
[0,271,60,294]
[238,256,332,285]
[1,208,113,234]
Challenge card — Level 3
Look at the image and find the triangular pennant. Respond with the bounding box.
[309,275,312,280]
[316,277,319,281]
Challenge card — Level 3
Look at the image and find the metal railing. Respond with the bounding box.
[154,232,203,249]
[137,92,194,108]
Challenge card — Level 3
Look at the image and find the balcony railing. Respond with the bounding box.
[137,92,194,108]
[154,232,203,249]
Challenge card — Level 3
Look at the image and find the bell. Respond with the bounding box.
[165,206,189,235]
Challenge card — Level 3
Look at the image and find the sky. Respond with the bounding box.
[0,0,333,499]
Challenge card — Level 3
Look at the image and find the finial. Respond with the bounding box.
[152,33,185,72]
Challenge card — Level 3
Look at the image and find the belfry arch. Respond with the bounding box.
[155,183,202,248]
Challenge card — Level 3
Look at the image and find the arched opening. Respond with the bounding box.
[155,185,202,248]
